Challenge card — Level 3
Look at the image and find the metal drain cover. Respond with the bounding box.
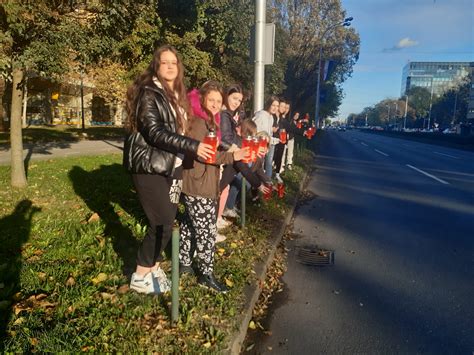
[295,245,334,266]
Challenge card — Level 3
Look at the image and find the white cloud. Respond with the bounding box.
[383,37,419,52]
[396,37,419,49]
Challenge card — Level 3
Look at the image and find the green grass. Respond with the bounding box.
[0,126,125,145]
[0,150,312,352]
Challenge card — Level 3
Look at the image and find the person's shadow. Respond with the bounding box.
[68,164,142,277]
[0,200,41,345]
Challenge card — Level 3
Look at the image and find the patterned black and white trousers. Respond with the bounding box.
[179,194,217,275]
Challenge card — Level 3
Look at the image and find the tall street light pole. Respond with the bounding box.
[253,0,266,113]
[452,91,458,126]
[403,94,409,130]
[387,104,391,126]
[314,16,352,128]
[428,76,434,129]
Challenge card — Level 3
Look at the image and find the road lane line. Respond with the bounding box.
[433,151,460,159]
[374,149,389,156]
[406,164,450,185]
[360,142,368,147]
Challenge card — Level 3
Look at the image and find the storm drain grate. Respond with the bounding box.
[295,245,334,266]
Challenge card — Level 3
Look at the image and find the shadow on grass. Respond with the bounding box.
[68,164,142,277]
[0,200,41,348]
[22,141,75,176]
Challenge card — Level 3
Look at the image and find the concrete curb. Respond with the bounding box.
[226,171,310,354]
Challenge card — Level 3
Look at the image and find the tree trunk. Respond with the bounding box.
[0,78,6,132]
[113,103,123,126]
[10,68,27,188]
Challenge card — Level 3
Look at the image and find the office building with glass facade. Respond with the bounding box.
[401,61,471,96]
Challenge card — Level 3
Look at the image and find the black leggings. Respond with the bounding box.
[273,143,286,175]
[132,174,178,267]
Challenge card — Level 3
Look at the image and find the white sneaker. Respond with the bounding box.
[152,267,171,292]
[216,233,227,243]
[130,272,161,295]
[275,173,283,184]
[223,208,239,218]
[217,217,231,230]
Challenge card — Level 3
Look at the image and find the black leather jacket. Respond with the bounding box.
[123,84,200,176]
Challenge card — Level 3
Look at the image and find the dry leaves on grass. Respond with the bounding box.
[87,213,100,223]
[13,293,56,316]
[252,243,287,322]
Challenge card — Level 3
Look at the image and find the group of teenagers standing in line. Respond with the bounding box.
[123,45,309,295]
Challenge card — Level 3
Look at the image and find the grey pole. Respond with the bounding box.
[452,91,458,125]
[253,0,266,113]
[404,95,408,129]
[428,76,434,129]
[80,71,85,131]
[315,46,323,128]
[171,225,180,326]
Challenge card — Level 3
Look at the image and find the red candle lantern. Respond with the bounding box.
[203,130,217,163]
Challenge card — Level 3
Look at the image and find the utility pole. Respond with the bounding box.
[80,71,85,131]
[428,76,434,129]
[452,91,458,125]
[253,0,266,113]
[403,95,408,130]
[365,112,368,126]
[395,102,398,129]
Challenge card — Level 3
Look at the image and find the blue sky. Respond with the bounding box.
[338,0,474,120]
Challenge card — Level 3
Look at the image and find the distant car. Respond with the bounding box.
[442,128,456,134]
[338,126,346,132]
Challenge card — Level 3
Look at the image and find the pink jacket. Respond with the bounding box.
[187,89,221,140]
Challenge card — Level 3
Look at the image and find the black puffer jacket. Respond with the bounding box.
[123,84,200,176]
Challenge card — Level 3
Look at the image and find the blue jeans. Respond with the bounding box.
[226,173,251,210]
[264,144,276,178]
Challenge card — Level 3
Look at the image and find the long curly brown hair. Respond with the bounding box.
[125,45,190,133]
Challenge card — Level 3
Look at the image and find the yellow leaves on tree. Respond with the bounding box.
[90,60,128,105]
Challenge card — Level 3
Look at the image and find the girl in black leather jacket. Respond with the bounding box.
[124,45,214,295]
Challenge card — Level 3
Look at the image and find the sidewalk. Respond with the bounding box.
[0,139,124,165]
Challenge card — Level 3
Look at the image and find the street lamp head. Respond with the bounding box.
[343,22,351,27]
[344,17,353,22]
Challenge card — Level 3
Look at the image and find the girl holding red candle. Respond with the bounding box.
[179,81,248,293]
[124,45,215,295]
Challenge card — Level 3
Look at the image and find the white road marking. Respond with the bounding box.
[374,149,389,156]
[433,151,460,159]
[406,164,450,185]
[360,142,368,146]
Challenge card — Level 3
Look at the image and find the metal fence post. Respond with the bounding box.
[171,225,180,326]
[241,177,246,228]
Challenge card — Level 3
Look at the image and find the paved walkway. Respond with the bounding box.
[0,139,124,165]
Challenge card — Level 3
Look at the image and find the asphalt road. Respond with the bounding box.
[252,130,474,354]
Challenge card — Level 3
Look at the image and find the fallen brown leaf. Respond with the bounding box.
[117,284,129,294]
[88,213,100,223]
[66,277,76,287]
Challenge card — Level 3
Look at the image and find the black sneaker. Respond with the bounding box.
[197,274,229,293]
[179,264,195,276]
